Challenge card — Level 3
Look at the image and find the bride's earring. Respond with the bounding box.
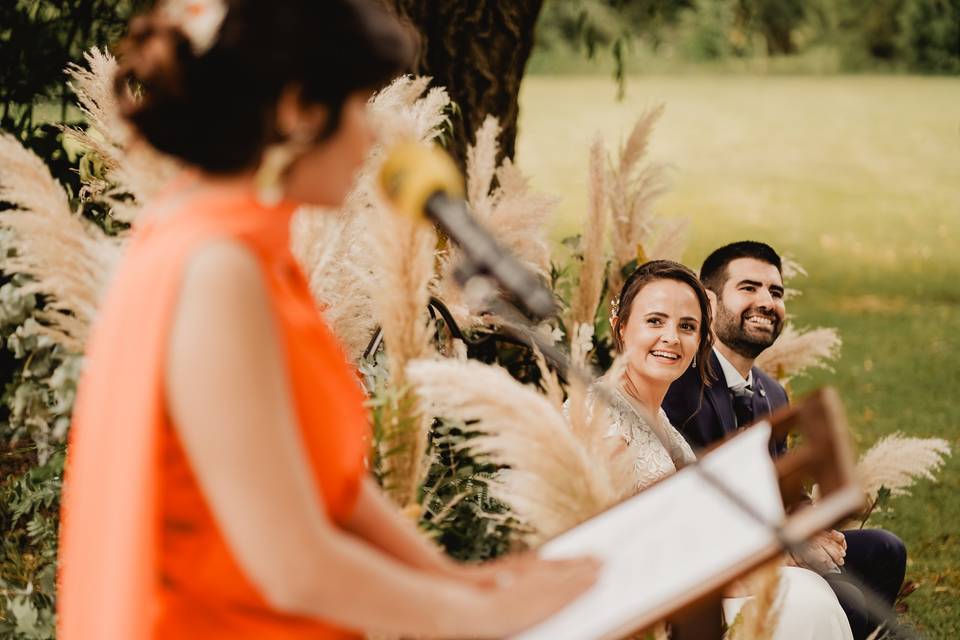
[255,129,314,206]
[609,297,620,330]
[692,354,697,368]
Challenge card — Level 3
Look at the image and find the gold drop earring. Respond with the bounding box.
[255,129,315,206]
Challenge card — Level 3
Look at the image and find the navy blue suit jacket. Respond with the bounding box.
[663,351,788,454]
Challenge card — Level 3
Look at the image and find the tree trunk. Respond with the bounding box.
[753,0,802,55]
[386,0,545,168]
[762,23,796,55]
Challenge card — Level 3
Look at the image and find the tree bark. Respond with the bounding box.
[386,0,545,168]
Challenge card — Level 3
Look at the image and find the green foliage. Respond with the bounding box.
[0,5,140,628]
[0,448,62,640]
[552,233,617,369]
[826,0,909,69]
[535,0,636,96]
[677,0,740,61]
[0,0,147,133]
[737,0,807,54]
[362,347,521,562]
[898,0,960,72]
[364,360,410,489]
[1,1,148,197]
[858,484,893,528]
[533,0,959,74]
[0,271,79,456]
[418,418,522,562]
[0,265,79,639]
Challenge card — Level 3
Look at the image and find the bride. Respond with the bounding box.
[601,259,852,640]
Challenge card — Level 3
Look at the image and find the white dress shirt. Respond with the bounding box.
[713,347,753,394]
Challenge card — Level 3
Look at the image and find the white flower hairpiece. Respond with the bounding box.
[161,0,228,55]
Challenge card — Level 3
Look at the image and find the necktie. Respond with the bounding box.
[732,384,755,428]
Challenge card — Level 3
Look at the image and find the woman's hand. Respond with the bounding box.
[441,552,542,589]
[817,530,847,568]
[470,556,601,636]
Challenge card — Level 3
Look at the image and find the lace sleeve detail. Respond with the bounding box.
[607,401,682,492]
[568,391,693,493]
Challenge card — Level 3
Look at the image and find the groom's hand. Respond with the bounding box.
[792,530,846,574]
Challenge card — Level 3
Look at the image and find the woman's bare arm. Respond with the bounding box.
[346,477,543,587]
[344,478,458,575]
[166,241,596,638]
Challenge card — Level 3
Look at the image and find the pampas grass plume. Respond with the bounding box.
[291,76,453,507]
[65,48,178,219]
[645,217,689,263]
[857,433,951,501]
[607,105,670,297]
[0,133,119,351]
[755,324,841,383]
[466,116,500,220]
[438,116,556,326]
[292,76,451,359]
[569,134,608,332]
[484,158,556,276]
[727,561,783,640]
[407,357,634,543]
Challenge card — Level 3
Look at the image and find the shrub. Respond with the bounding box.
[898,0,960,72]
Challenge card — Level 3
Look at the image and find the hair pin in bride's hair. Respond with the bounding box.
[161,0,228,55]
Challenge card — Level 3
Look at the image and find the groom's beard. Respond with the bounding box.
[714,301,783,359]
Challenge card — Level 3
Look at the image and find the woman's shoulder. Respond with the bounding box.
[174,239,271,329]
[183,239,263,282]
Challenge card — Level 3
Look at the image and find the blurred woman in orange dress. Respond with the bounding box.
[57,1,598,638]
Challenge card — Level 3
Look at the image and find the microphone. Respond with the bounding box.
[378,142,556,319]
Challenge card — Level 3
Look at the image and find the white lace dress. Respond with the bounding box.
[604,389,853,640]
[604,389,696,491]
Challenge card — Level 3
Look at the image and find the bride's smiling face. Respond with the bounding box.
[618,279,702,387]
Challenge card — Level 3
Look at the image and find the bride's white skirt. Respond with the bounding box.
[722,567,853,640]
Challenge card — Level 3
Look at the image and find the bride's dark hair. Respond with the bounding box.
[115,0,414,173]
[613,259,715,385]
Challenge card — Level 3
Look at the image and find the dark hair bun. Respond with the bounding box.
[115,0,414,173]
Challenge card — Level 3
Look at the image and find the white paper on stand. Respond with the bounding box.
[514,422,784,640]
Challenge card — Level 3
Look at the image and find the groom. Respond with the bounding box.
[662,241,907,640]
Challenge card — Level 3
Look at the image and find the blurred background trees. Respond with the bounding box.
[0,0,149,192]
[534,0,959,72]
[384,0,958,165]
[2,0,957,178]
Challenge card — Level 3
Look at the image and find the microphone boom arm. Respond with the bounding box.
[426,192,556,319]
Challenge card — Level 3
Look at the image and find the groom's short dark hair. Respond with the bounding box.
[700,241,782,296]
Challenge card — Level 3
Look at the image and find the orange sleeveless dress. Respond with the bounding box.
[58,186,370,639]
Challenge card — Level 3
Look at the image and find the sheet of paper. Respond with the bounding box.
[514,421,784,640]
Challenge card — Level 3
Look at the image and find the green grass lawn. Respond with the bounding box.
[518,75,960,637]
